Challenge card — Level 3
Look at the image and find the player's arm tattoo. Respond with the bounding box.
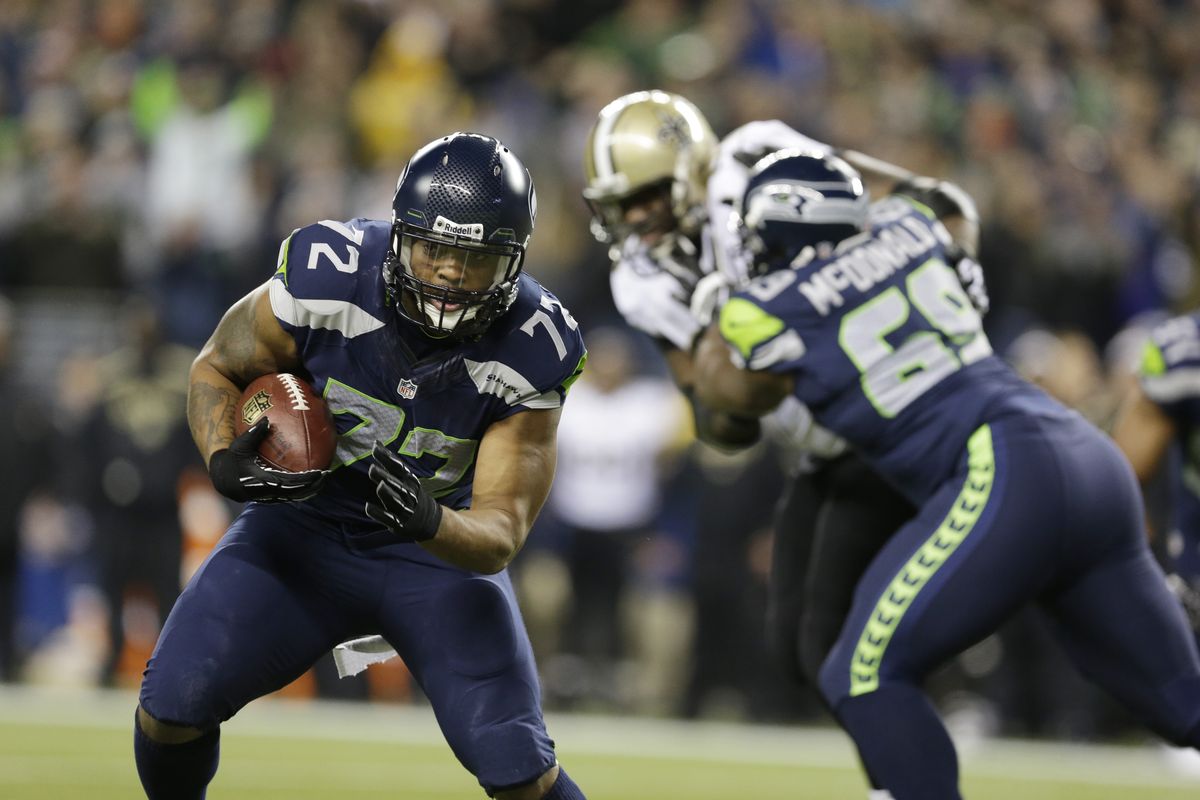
[188,283,301,463]
[187,379,240,465]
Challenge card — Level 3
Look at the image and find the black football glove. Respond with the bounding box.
[953,252,990,317]
[208,418,330,503]
[365,442,443,542]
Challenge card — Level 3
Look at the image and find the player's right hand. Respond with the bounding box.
[207,418,330,503]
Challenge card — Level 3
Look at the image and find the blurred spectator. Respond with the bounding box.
[542,326,688,711]
[680,441,796,721]
[0,294,55,681]
[69,296,198,686]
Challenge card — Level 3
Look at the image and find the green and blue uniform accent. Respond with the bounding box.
[719,196,1200,799]
[139,218,585,795]
[847,424,994,698]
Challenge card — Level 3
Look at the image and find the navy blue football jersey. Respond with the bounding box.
[718,196,1063,502]
[1141,312,1200,579]
[268,218,587,531]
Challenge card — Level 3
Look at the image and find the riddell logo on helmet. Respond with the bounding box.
[433,216,484,241]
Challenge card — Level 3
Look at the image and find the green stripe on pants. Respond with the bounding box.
[848,424,996,697]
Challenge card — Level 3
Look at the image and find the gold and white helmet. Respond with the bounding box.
[582,90,718,244]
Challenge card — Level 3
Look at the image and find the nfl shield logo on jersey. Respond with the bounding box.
[396,378,418,400]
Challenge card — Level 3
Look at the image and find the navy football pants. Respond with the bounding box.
[818,412,1200,799]
[139,503,556,794]
[767,455,913,689]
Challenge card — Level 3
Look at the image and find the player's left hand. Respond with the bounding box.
[365,442,443,542]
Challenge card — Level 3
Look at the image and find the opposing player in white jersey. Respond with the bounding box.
[582,91,939,690]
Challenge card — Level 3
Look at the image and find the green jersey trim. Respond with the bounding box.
[719,297,785,362]
[848,424,995,697]
[562,350,589,396]
[1141,339,1166,378]
[275,233,294,286]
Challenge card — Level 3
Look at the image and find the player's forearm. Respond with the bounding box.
[683,387,761,451]
[419,507,529,574]
[693,326,790,416]
[187,357,243,466]
[187,284,303,466]
[836,148,915,186]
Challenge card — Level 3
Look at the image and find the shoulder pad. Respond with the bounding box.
[718,290,807,373]
[466,275,588,410]
[269,218,391,341]
[274,219,389,299]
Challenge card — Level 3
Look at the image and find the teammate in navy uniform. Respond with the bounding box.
[582,91,925,694]
[133,133,588,800]
[693,149,1200,800]
[1113,312,1200,632]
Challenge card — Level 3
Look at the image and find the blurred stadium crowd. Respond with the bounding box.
[2,0,1200,744]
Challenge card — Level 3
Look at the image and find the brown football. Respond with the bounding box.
[233,373,337,472]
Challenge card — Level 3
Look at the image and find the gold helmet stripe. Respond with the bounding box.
[590,94,629,183]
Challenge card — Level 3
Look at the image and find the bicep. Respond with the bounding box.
[1112,384,1176,484]
[196,281,301,386]
[693,324,791,416]
[470,407,561,539]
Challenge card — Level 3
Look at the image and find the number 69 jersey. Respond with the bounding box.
[718,197,1063,504]
[268,217,587,537]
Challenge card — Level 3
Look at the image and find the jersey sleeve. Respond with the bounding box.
[717,280,808,374]
[1140,314,1200,423]
[268,219,387,353]
[609,255,703,351]
[466,281,587,421]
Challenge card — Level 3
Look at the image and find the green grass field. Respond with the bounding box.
[2,685,1199,799]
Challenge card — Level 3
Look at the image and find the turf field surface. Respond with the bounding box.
[2,685,1198,799]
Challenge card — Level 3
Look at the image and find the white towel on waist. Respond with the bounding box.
[332,635,398,678]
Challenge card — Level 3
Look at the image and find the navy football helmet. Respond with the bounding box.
[384,132,537,339]
[740,148,869,276]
